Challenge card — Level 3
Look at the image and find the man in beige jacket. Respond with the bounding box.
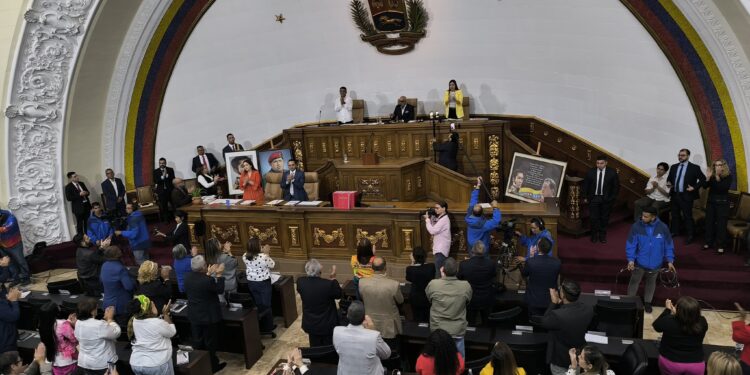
[358,256,404,348]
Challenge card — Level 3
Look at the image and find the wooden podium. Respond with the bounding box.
[362,152,379,165]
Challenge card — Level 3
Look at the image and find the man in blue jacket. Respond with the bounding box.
[465,177,501,255]
[626,205,676,313]
[115,203,151,265]
[86,202,112,246]
[0,287,20,353]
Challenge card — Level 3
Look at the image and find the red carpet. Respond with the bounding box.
[557,216,749,310]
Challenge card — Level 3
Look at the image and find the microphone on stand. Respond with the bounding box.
[317,105,324,126]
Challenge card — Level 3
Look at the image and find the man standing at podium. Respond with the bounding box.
[334,86,353,124]
[391,96,414,122]
[281,159,308,201]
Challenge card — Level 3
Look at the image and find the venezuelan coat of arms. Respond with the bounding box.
[350,0,429,55]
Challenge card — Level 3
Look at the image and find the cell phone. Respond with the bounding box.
[450,123,456,131]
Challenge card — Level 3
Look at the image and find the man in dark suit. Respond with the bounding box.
[280,159,308,201]
[221,133,244,161]
[519,237,561,317]
[191,145,220,175]
[457,242,497,326]
[296,259,341,346]
[540,280,594,375]
[432,132,459,171]
[405,246,434,323]
[391,96,415,122]
[184,255,227,373]
[666,148,706,243]
[170,178,191,210]
[100,168,126,217]
[582,155,620,243]
[65,171,91,236]
[152,158,175,222]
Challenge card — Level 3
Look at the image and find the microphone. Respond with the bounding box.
[318,105,324,126]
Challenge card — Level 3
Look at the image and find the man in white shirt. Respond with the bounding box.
[633,162,671,222]
[334,86,353,124]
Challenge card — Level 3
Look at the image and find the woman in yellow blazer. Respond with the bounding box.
[443,79,464,119]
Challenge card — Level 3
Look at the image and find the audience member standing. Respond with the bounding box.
[405,246,434,323]
[128,295,177,375]
[566,345,614,375]
[100,246,136,328]
[75,233,107,297]
[116,203,151,265]
[415,329,465,375]
[172,244,198,294]
[191,145,219,175]
[38,302,78,375]
[731,303,750,374]
[196,165,223,196]
[65,171,91,236]
[280,159,308,201]
[479,341,526,375]
[0,287,20,354]
[433,132,460,172]
[207,238,238,297]
[135,261,173,312]
[540,280,594,375]
[358,257,404,348]
[426,257,472,359]
[518,237,560,317]
[222,133,244,160]
[184,255,227,373]
[703,159,733,254]
[0,209,30,286]
[633,162,671,222]
[155,210,190,251]
[582,155,619,244]
[458,242,497,326]
[333,301,391,375]
[153,158,175,222]
[297,259,341,346]
[334,86,353,124]
[465,177,501,253]
[626,206,676,313]
[351,238,375,299]
[516,218,555,259]
[424,201,451,277]
[443,79,464,119]
[667,148,706,244]
[0,344,52,375]
[86,203,113,246]
[75,299,120,374]
[101,168,126,217]
[243,238,277,335]
[707,351,743,375]
[653,297,708,375]
[170,179,191,209]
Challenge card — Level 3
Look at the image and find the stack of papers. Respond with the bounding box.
[266,200,284,206]
[239,200,255,206]
[285,201,300,206]
[297,201,323,206]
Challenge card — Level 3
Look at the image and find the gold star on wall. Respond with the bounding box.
[275,14,285,23]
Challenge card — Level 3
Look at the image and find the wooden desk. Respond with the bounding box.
[183,201,559,262]
[237,275,299,328]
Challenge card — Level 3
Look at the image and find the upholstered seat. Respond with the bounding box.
[728,192,750,253]
[352,99,365,123]
[462,96,470,120]
[690,188,708,229]
[129,185,160,218]
[263,171,319,201]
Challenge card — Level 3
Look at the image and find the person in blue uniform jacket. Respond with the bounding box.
[115,203,151,265]
[86,202,113,246]
[100,246,136,328]
[465,177,501,255]
[516,217,554,259]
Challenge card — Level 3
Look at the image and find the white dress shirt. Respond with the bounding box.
[197,174,216,189]
[646,175,670,202]
[289,170,296,195]
[109,179,119,196]
[334,96,353,123]
[130,318,177,367]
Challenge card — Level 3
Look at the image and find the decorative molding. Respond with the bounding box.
[210,224,240,243]
[102,0,172,176]
[248,225,279,244]
[4,0,100,250]
[312,227,345,246]
[356,228,389,248]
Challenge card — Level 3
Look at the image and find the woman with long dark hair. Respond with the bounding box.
[415,329,465,375]
[479,341,525,374]
[38,302,78,375]
[703,159,733,255]
[243,237,276,336]
[566,345,613,374]
[653,296,708,375]
[350,238,375,299]
[239,159,264,204]
[443,79,464,119]
[205,237,238,298]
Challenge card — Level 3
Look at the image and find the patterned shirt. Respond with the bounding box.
[243,253,275,281]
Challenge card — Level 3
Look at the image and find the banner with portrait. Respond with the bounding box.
[506,152,567,203]
[257,149,293,185]
[225,150,258,196]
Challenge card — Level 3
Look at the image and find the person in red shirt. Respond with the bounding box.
[415,329,465,375]
[732,303,750,374]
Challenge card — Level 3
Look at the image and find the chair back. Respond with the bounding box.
[136,185,157,204]
[352,99,365,123]
[733,192,750,221]
[462,96,470,120]
[227,292,256,310]
[617,341,648,375]
[508,342,550,375]
[304,172,319,201]
[264,172,283,201]
[593,299,638,338]
[300,345,339,365]
[18,297,48,330]
[406,98,418,113]
[47,278,83,295]
[487,306,523,330]
[465,355,491,375]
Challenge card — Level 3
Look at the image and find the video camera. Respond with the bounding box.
[419,207,438,219]
[496,219,516,243]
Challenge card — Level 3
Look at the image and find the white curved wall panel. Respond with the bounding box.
[157,0,702,178]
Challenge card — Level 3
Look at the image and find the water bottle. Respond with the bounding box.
[225,199,230,208]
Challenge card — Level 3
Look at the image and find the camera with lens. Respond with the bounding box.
[420,207,437,219]
[496,219,516,242]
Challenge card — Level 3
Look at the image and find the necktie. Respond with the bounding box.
[676,164,684,192]
[234,144,238,151]
[595,170,602,195]
[598,170,605,196]
[202,155,208,170]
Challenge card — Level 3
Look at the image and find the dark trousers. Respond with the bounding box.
[191,322,221,371]
[705,199,729,248]
[528,305,547,318]
[670,192,695,236]
[589,196,613,238]
[448,108,458,119]
[157,190,172,222]
[741,360,750,375]
[248,279,274,332]
[80,277,103,297]
[2,243,29,282]
[411,305,430,323]
[81,369,107,375]
[467,306,491,326]
[434,253,447,278]
[73,210,89,236]
[308,333,333,347]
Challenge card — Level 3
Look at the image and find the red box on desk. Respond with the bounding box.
[333,191,358,210]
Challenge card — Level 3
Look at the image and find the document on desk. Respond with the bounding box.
[20,291,30,299]
[285,201,300,206]
[270,272,281,284]
[297,200,323,206]
[585,333,609,344]
[266,200,284,206]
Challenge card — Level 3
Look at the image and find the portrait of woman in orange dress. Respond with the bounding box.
[239,159,264,204]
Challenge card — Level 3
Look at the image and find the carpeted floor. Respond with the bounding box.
[557,216,749,310]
